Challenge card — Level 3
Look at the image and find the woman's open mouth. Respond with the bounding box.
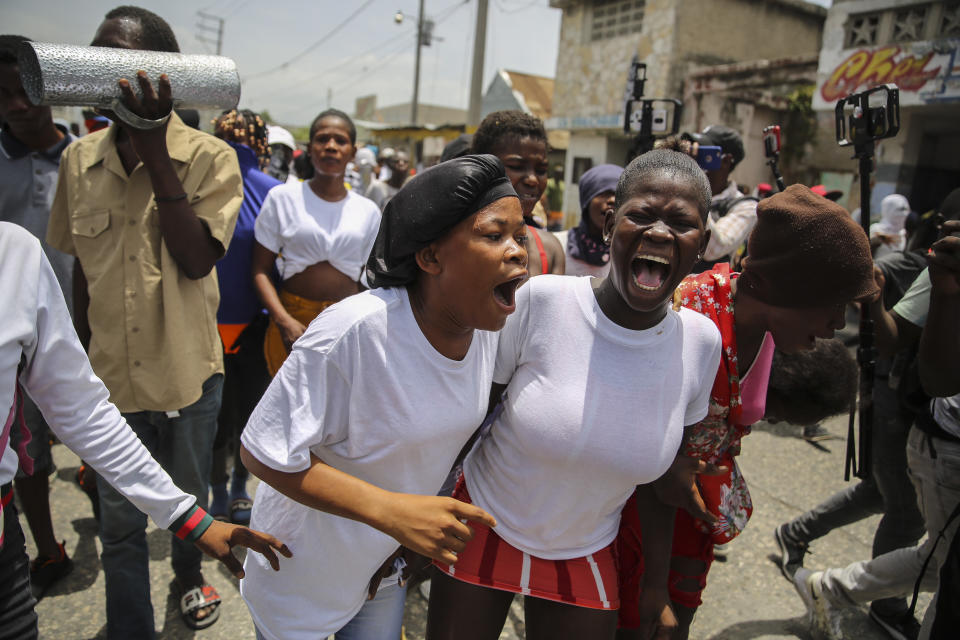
[493,276,524,310]
[631,254,672,291]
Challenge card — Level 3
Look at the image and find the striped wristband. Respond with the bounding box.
[168,504,214,543]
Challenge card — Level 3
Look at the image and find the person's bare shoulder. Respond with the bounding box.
[535,227,566,274]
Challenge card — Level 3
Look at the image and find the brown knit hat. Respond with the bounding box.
[738,184,878,308]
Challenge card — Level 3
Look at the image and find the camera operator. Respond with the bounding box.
[792,194,960,640]
[682,125,758,273]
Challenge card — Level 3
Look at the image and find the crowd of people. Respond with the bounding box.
[1,5,959,640]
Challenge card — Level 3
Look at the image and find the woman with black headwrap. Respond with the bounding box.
[238,155,528,640]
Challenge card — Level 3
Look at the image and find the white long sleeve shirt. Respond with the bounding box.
[0,222,193,529]
[702,181,758,262]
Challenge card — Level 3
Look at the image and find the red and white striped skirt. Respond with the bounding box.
[433,475,620,610]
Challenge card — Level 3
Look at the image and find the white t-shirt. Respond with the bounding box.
[0,222,193,526]
[240,286,498,640]
[463,275,721,559]
[253,183,381,281]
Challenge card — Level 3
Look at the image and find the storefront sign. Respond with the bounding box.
[814,39,960,109]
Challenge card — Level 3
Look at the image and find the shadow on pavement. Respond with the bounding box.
[752,421,841,454]
[752,420,805,440]
[159,581,197,639]
[704,616,814,640]
[147,527,175,562]
[39,518,101,599]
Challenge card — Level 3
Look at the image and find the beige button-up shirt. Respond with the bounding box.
[47,113,242,413]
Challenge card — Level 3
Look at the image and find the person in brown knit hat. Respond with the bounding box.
[617,184,879,640]
[738,184,879,311]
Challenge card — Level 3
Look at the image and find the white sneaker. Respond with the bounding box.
[793,568,841,640]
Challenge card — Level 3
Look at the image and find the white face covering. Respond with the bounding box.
[875,194,911,235]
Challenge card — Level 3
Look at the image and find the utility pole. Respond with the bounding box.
[467,0,488,127]
[412,0,425,125]
[196,11,224,55]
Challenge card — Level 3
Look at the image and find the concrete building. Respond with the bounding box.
[683,55,821,190]
[546,0,827,219]
[812,0,960,215]
[352,96,468,168]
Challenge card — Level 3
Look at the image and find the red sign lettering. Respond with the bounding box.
[821,46,941,102]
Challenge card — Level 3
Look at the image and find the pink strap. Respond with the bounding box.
[0,384,34,478]
[737,332,775,427]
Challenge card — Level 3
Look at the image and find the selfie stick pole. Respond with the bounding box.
[767,156,786,192]
[763,126,786,192]
[623,58,682,163]
[836,84,900,481]
[849,140,875,481]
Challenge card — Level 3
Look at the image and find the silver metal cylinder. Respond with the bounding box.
[17,42,241,111]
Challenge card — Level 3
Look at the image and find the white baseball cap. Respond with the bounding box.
[267,125,297,152]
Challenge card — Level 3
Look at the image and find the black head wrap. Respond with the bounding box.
[366,154,518,288]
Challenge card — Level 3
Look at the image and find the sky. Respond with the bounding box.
[4,0,564,126]
[5,0,831,127]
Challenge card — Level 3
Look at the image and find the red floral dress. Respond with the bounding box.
[617,264,753,622]
[672,264,753,540]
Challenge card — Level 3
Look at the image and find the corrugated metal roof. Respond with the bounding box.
[501,70,555,121]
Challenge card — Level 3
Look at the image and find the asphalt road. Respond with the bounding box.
[24,411,930,639]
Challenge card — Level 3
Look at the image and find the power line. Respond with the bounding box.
[299,28,416,86]
[243,0,380,81]
[327,0,471,106]
[329,38,415,96]
[248,0,469,91]
[307,0,466,86]
[247,27,416,102]
[196,11,225,55]
[244,0,472,113]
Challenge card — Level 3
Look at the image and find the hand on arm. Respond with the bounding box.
[23,256,292,579]
[652,451,726,524]
[251,242,306,349]
[865,265,925,358]
[920,220,960,397]
[117,72,222,278]
[240,446,496,564]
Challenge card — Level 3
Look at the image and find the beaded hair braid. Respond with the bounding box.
[213,109,271,169]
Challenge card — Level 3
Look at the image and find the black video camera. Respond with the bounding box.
[763,125,781,158]
[623,60,682,138]
[835,83,900,147]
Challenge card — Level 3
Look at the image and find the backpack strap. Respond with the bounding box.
[712,195,759,219]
